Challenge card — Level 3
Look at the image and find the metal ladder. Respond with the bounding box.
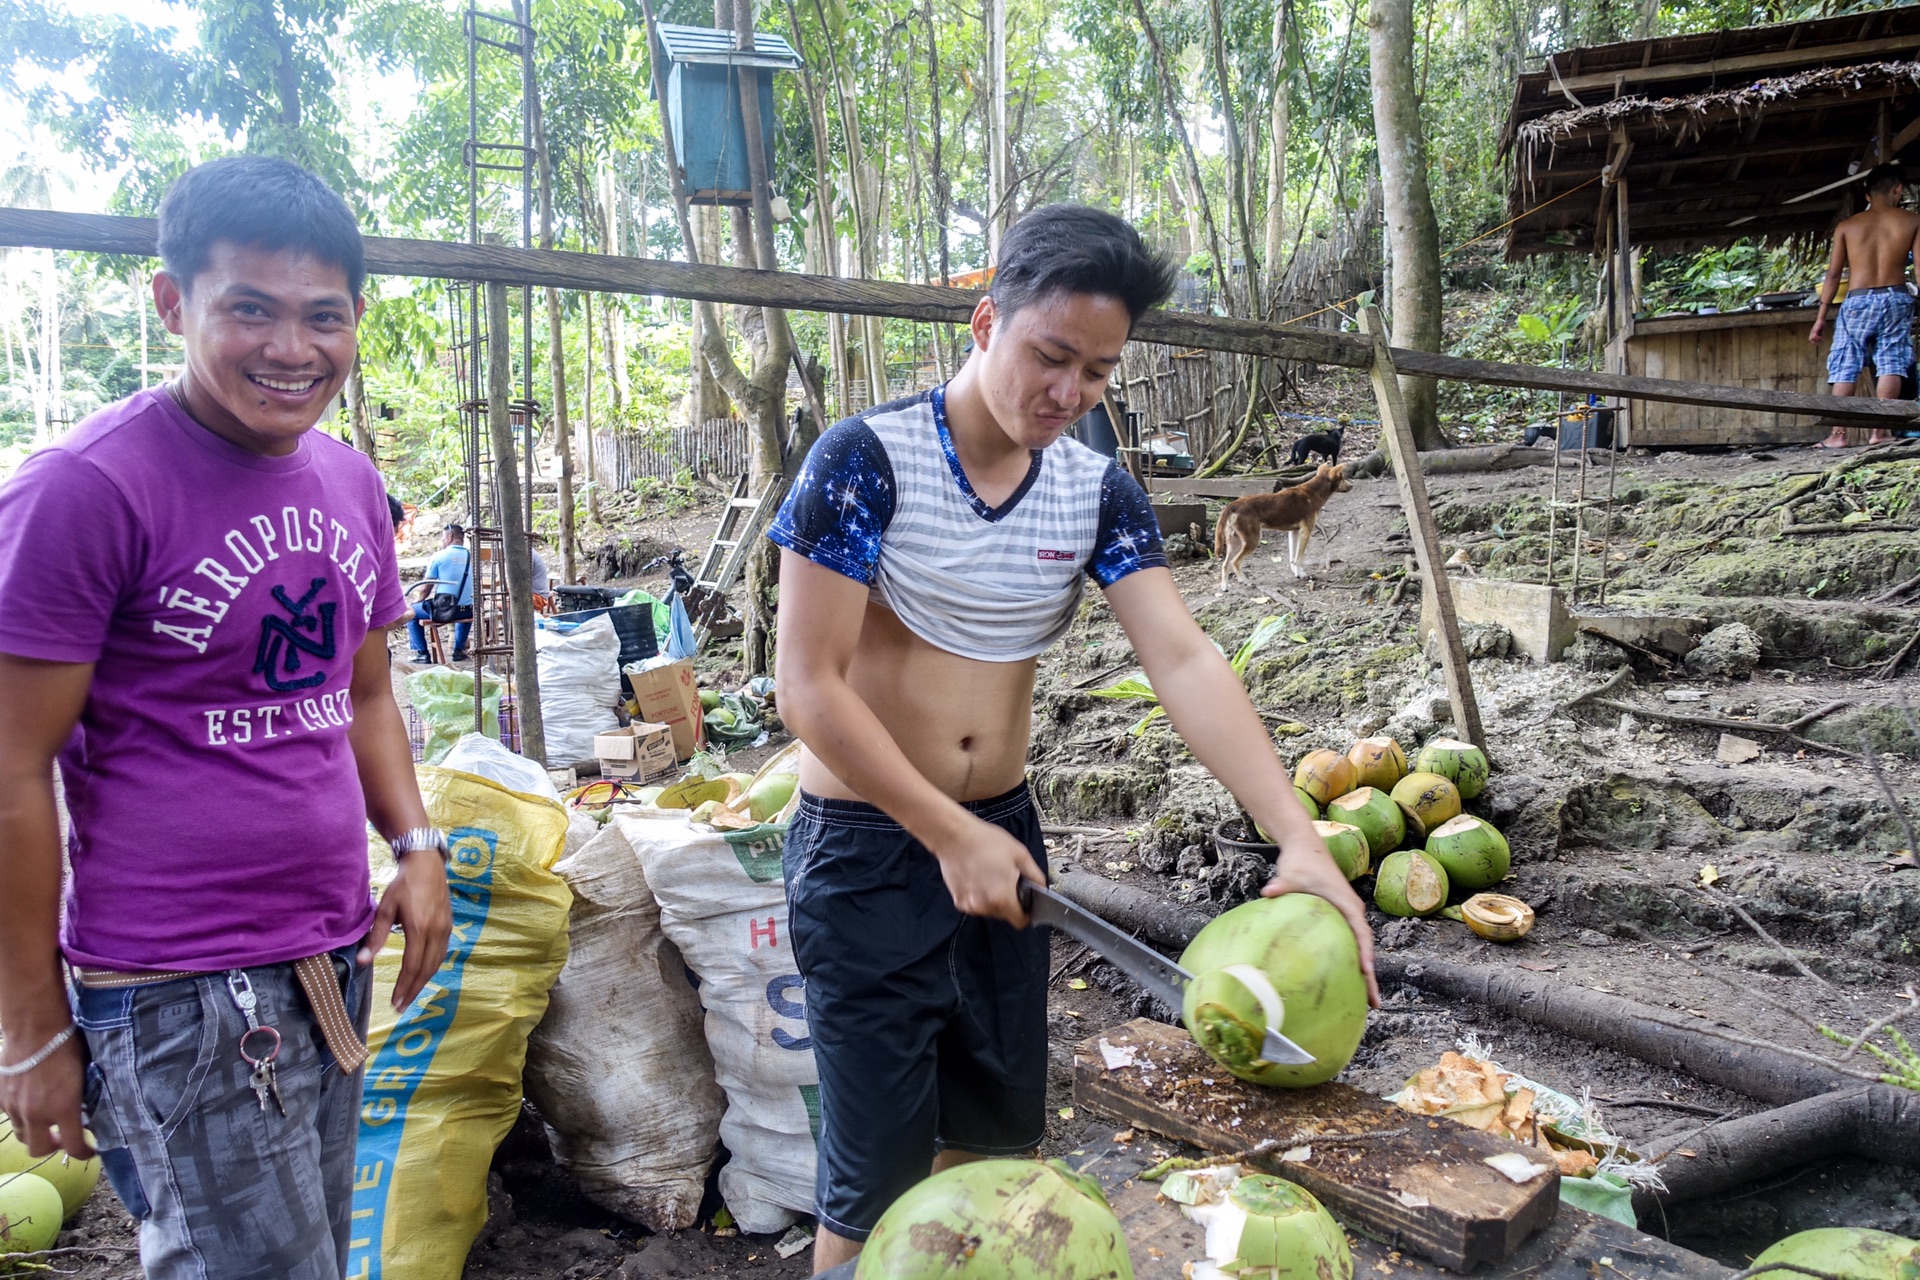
[690,473,791,640]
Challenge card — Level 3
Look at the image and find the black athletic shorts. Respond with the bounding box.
[783,783,1050,1241]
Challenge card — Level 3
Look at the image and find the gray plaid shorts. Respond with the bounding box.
[72,950,371,1280]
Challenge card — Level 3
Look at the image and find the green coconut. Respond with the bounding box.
[1424,814,1511,892]
[1374,850,1450,918]
[855,1158,1132,1279]
[1313,820,1371,881]
[1325,787,1406,860]
[1389,772,1462,835]
[1415,737,1491,799]
[1751,1228,1920,1280]
[1205,1175,1353,1279]
[1178,894,1370,1087]
[0,1121,99,1220]
[0,1171,64,1256]
[1293,750,1356,809]
[1293,787,1321,822]
[1346,737,1408,793]
[743,773,797,823]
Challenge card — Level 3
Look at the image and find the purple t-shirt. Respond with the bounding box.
[0,388,408,972]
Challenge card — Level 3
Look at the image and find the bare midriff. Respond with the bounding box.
[797,600,1037,804]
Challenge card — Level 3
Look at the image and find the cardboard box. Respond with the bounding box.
[623,658,706,761]
[594,721,677,780]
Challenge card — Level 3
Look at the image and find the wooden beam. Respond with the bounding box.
[1361,306,1485,747]
[3,207,1912,424]
[1546,32,1920,95]
[1073,1020,1559,1269]
[1391,348,1913,422]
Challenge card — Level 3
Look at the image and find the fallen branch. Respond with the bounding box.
[1842,986,1920,1062]
[1856,729,1920,882]
[1049,864,1215,950]
[1043,824,1131,842]
[1561,665,1632,711]
[1871,569,1920,604]
[1596,1096,1727,1116]
[1697,884,1833,989]
[1632,1084,1920,1217]
[1374,956,1881,1102]
[1585,697,1853,756]
[1777,521,1920,536]
[1786,699,1849,732]
[1878,627,1920,681]
[1577,626,1678,671]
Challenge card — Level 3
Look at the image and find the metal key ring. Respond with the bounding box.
[238,1025,281,1067]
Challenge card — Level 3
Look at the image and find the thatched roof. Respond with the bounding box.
[1503,7,1920,257]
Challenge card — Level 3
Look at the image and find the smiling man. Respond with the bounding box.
[770,204,1377,1273]
[0,156,449,1279]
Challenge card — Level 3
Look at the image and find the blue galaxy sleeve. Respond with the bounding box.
[1089,461,1169,587]
[767,420,897,584]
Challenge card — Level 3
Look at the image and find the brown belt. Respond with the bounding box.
[75,954,370,1076]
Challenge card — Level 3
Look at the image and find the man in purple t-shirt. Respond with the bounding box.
[0,157,451,1279]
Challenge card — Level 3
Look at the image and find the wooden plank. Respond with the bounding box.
[1098,1170,1730,1279]
[1362,307,1486,748]
[1145,475,1286,498]
[3,207,1914,426]
[1548,31,1920,95]
[1073,1020,1556,1269]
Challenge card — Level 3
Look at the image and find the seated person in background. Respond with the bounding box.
[407,522,474,662]
[527,533,554,612]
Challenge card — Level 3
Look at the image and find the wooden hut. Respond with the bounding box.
[1503,7,1920,445]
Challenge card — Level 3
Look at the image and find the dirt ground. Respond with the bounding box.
[40,435,1920,1278]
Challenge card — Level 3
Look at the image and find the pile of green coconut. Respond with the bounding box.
[1282,735,1531,941]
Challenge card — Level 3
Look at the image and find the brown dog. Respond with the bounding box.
[1214,463,1352,587]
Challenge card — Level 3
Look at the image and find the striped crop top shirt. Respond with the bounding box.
[767,386,1168,663]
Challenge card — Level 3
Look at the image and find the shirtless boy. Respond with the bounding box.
[769,204,1377,1273]
[1810,164,1920,446]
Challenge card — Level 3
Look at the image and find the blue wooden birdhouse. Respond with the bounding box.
[654,23,803,206]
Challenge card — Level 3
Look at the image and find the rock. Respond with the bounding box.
[619,1233,718,1278]
[1683,622,1762,680]
[1163,531,1202,563]
[1576,928,1613,947]
[1375,919,1420,950]
[1425,621,1512,667]
[1567,633,1629,671]
[1175,843,1211,877]
[1717,733,1764,764]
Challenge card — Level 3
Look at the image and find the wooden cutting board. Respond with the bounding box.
[1073,1019,1560,1270]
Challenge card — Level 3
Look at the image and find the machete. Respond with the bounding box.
[1020,881,1313,1066]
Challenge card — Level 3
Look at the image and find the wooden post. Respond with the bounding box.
[1360,305,1485,748]
[488,279,547,764]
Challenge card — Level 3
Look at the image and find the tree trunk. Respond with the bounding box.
[1368,0,1447,450]
[987,0,1009,255]
[530,61,577,584]
[1205,0,1257,315]
[487,279,545,764]
[583,291,601,523]
[344,356,376,459]
[785,0,845,421]
[923,0,950,287]
[1261,6,1290,312]
[1133,0,1231,308]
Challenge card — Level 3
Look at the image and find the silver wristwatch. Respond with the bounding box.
[390,826,451,864]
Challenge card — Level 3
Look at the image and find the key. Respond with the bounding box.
[250,1062,273,1113]
[263,1061,286,1117]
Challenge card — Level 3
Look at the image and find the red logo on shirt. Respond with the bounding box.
[1036,549,1077,562]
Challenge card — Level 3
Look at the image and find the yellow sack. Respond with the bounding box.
[348,767,573,1280]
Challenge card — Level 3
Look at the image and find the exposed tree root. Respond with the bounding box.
[1048,864,1215,949]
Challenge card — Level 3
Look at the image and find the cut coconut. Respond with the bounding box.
[1313,820,1371,881]
[1200,1175,1352,1280]
[1415,737,1490,800]
[1374,850,1450,917]
[1293,750,1356,808]
[1390,771,1462,834]
[1346,737,1408,792]
[1424,814,1511,892]
[1179,895,1370,1087]
[1458,893,1535,942]
[1326,787,1406,859]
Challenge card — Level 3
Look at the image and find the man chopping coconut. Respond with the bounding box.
[0,156,450,1278]
[770,203,1379,1274]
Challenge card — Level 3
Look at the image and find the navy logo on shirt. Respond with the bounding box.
[253,578,338,692]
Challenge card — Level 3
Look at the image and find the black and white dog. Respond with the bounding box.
[1287,424,1345,466]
